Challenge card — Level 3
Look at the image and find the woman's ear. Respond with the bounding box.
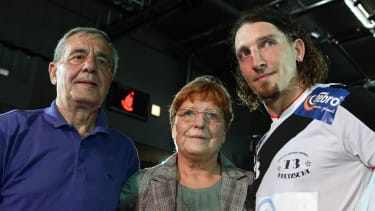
[171,123,176,140]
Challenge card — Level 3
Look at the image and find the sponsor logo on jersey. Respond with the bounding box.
[295,87,349,124]
[277,151,311,179]
[257,198,276,211]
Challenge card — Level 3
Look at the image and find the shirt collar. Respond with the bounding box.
[44,100,109,134]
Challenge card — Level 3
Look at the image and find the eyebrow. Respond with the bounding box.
[236,33,277,52]
[256,34,278,43]
[179,107,221,112]
[69,48,110,60]
[69,48,87,56]
[95,51,111,61]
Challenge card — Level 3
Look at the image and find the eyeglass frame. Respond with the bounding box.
[175,108,225,123]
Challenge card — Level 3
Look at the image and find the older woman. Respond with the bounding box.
[120,75,254,211]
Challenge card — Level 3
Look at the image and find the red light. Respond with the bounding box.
[107,82,150,121]
[121,91,134,112]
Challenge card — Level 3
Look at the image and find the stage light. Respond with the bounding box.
[0,68,9,77]
[151,104,161,117]
[345,0,375,37]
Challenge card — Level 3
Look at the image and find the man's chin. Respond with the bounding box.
[72,98,102,108]
[256,87,280,102]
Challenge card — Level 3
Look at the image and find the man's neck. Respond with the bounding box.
[56,101,100,137]
[265,86,305,118]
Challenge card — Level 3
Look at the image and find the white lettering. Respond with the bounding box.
[309,92,341,107]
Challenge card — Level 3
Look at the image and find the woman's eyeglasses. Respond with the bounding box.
[176,108,223,123]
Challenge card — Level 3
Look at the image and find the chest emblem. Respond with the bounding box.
[277,152,311,179]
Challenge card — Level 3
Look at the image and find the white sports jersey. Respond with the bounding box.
[255,84,375,211]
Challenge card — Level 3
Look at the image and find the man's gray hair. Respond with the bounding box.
[53,27,119,76]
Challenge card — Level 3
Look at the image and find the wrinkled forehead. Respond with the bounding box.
[64,32,112,55]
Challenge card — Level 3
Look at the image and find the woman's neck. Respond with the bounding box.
[176,153,222,189]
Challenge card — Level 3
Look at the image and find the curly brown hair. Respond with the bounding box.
[230,7,329,111]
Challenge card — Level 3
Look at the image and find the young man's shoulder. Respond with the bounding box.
[328,83,375,130]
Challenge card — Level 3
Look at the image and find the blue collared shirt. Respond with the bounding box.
[0,101,139,211]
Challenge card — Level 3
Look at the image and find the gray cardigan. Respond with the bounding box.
[120,153,255,211]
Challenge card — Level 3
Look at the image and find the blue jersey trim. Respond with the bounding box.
[295,87,349,125]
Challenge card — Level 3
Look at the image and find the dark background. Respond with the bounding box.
[0,0,374,170]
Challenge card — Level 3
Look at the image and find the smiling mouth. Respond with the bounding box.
[255,72,274,82]
[77,81,98,87]
[257,75,269,81]
[189,135,206,140]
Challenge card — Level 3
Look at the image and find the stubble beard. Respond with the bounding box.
[254,81,280,105]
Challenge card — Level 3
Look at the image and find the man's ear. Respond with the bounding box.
[294,38,305,62]
[48,62,57,85]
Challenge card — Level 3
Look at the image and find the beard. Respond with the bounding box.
[252,70,301,105]
[253,81,281,103]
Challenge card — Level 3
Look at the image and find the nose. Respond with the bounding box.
[252,49,266,73]
[82,55,97,73]
[193,112,207,128]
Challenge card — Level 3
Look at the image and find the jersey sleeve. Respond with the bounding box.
[341,86,375,168]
